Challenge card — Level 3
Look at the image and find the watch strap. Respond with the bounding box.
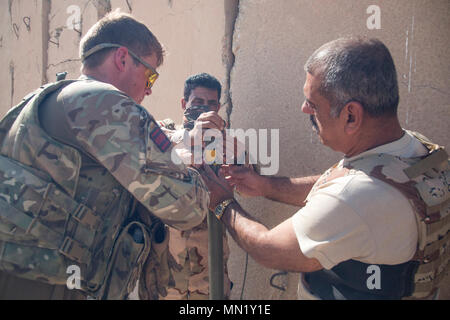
[214,199,235,220]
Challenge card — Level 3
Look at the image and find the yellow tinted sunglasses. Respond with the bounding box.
[81,43,159,89]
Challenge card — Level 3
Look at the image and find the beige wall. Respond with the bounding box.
[0,0,448,300]
[0,0,226,122]
[0,0,44,114]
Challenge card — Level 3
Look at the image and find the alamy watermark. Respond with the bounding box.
[66,264,81,290]
[366,265,381,290]
[171,128,280,175]
[66,5,81,31]
[367,5,381,30]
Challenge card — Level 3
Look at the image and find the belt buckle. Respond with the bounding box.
[59,236,87,264]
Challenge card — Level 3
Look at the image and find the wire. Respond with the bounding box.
[239,252,249,300]
[269,271,288,291]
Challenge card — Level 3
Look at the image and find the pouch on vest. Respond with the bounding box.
[96,221,151,300]
[138,221,171,300]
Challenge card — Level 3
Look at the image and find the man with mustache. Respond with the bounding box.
[199,37,449,300]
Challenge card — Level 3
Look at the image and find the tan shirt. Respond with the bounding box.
[292,131,428,299]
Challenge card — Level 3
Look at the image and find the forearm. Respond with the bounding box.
[262,175,320,207]
[221,202,272,267]
[221,201,321,272]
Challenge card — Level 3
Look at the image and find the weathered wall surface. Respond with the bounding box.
[0,0,44,115]
[0,0,226,123]
[0,0,448,300]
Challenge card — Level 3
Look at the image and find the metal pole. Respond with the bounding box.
[207,208,224,300]
[183,108,225,300]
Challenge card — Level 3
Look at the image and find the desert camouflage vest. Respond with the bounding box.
[304,131,449,299]
[0,80,153,299]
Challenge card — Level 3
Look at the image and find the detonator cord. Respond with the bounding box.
[240,252,249,300]
[238,252,287,299]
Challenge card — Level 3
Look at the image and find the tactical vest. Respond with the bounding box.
[304,131,449,300]
[0,80,155,299]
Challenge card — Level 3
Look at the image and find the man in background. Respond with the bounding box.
[157,73,232,300]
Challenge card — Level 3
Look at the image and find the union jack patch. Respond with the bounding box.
[150,120,171,152]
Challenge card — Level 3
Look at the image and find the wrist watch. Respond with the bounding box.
[214,199,235,220]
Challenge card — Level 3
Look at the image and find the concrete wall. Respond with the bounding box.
[0,0,227,123]
[0,0,448,300]
[1,0,44,115]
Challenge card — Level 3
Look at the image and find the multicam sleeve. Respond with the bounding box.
[63,88,208,230]
[158,119,187,145]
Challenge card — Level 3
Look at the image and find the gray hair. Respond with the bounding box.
[304,37,399,118]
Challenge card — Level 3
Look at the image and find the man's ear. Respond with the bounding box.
[342,101,364,135]
[114,47,128,72]
[181,98,187,111]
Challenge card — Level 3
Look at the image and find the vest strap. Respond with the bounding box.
[413,259,449,298]
[0,155,99,264]
[423,234,449,258]
[404,148,448,179]
[0,197,91,264]
[44,182,101,231]
[59,236,91,264]
[0,197,60,245]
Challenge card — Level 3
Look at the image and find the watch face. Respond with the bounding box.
[215,199,233,219]
[215,204,223,215]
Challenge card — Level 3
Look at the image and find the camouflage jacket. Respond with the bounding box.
[0,77,209,299]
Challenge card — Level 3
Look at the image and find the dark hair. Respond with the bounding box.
[304,37,399,117]
[183,73,222,102]
[80,9,164,69]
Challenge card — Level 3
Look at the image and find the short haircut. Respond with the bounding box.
[304,37,399,118]
[183,73,222,102]
[80,9,164,69]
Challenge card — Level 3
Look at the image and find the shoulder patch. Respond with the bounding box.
[150,120,171,152]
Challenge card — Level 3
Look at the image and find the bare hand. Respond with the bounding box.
[221,165,268,198]
[189,111,226,147]
[198,165,234,210]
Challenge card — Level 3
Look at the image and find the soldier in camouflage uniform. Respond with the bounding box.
[157,73,232,300]
[200,37,449,300]
[0,11,209,300]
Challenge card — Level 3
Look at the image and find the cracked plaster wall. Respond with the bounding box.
[0,0,227,123]
[0,0,449,300]
[0,0,44,114]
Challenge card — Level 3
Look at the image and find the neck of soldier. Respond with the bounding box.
[81,63,123,90]
[343,115,404,158]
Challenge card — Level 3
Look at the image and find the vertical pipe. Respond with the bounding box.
[207,209,224,300]
[207,0,240,300]
[41,0,51,85]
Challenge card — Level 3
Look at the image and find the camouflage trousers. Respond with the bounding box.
[160,219,231,300]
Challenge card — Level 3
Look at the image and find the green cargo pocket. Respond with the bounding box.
[97,222,151,300]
